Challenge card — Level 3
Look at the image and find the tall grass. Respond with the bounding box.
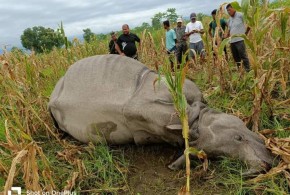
[0,40,128,193]
[212,0,290,132]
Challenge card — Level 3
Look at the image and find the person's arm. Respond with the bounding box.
[186,22,204,35]
[136,34,141,43]
[191,28,204,35]
[184,25,192,37]
[134,34,141,50]
[198,29,205,34]
[185,30,195,37]
[115,38,125,56]
[198,22,205,34]
[109,40,113,53]
[115,44,124,55]
[245,26,251,35]
[224,29,230,38]
[173,30,177,45]
[224,19,230,38]
[138,40,142,51]
[186,29,202,36]
[220,19,227,38]
[208,23,213,38]
[241,12,250,35]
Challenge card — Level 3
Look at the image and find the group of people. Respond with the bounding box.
[109,4,250,72]
[109,24,141,60]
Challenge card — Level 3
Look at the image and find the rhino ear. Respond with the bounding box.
[166,124,182,130]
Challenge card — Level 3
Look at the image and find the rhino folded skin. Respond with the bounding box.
[168,107,276,176]
[48,54,276,175]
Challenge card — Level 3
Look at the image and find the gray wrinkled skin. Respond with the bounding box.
[48,54,275,176]
[168,107,276,176]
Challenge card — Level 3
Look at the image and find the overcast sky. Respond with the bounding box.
[1,0,230,49]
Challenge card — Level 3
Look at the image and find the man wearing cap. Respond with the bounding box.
[174,17,188,64]
[115,24,141,60]
[185,12,205,63]
[225,4,250,72]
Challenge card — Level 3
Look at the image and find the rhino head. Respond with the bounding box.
[169,103,276,177]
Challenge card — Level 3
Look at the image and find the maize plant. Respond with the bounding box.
[157,53,207,194]
[220,0,289,131]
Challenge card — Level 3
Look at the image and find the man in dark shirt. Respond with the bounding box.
[208,9,228,61]
[115,24,141,60]
[109,31,118,54]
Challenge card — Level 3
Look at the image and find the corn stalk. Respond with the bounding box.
[157,52,207,194]
[230,0,290,131]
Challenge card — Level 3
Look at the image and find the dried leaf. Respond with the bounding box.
[178,186,191,195]
[42,169,56,191]
[57,148,81,163]
[23,144,41,191]
[247,162,288,184]
[64,172,79,191]
[259,129,276,135]
[4,120,21,152]
[4,150,28,193]
[257,73,267,90]
[0,161,8,174]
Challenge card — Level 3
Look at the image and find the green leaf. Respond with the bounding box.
[232,34,255,52]
[230,1,242,11]
[218,37,231,55]
[241,0,250,17]
[20,131,33,141]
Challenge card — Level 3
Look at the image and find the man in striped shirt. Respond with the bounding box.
[225,4,251,72]
[174,18,188,65]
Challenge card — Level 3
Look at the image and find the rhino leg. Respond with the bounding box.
[133,130,163,144]
[168,154,186,170]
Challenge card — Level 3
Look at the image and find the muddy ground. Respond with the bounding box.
[117,144,228,195]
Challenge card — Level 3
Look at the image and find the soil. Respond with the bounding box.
[117,144,226,195]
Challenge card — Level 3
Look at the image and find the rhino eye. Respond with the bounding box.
[234,135,243,141]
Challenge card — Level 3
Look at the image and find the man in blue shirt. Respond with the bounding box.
[163,20,177,70]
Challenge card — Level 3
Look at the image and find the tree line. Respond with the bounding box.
[19,8,182,54]
[17,0,288,54]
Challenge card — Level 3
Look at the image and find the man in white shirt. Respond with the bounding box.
[225,3,250,72]
[185,12,205,63]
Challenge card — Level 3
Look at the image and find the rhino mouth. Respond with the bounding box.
[242,160,272,177]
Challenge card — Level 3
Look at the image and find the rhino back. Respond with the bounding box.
[64,54,147,100]
[49,55,148,143]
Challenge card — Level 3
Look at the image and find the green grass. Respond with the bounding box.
[78,144,128,192]
[195,158,290,195]
[0,117,5,141]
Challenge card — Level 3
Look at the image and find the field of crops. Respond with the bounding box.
[0,1,289,194]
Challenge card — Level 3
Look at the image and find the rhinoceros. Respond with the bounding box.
[48,54,275,176]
